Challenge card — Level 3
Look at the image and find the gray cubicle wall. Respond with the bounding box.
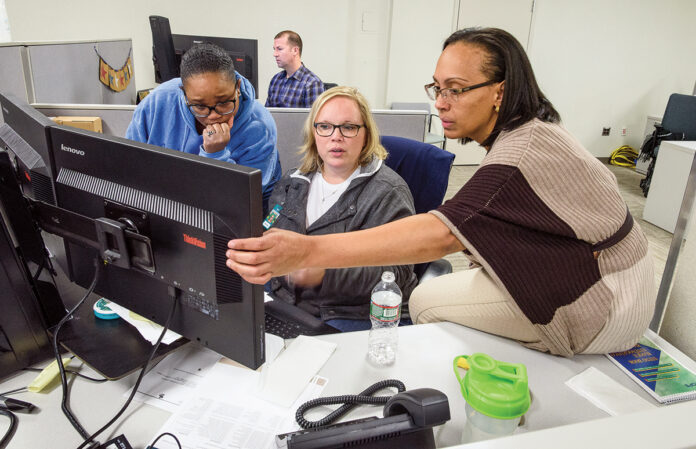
[0,45,30,103]
[31,104,430,173]
[0,39,135,117]
[34,104,136,137]
[268,108,428,171]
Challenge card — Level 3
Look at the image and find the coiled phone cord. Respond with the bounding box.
[295,379,406,429]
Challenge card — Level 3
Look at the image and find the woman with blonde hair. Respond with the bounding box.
[265,86,417,331]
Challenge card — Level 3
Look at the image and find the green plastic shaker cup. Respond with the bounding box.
[453,353,530,443]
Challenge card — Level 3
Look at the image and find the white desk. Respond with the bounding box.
[643,141,696,233]
[2,322,696,448]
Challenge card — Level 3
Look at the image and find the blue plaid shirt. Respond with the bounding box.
[265,64,324,108]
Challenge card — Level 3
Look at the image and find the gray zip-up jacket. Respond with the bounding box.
[267,157,418,321]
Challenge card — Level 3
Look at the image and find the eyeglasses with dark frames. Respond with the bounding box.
[313,122,365,138]
[184,92,238,118]
[424,80,498,103]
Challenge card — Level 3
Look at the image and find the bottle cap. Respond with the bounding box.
[381,271,395,283]
[453,353,530,419]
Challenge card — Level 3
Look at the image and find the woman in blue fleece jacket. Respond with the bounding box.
[126,43,281,211]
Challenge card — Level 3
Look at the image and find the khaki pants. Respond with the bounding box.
[409,267,540,343]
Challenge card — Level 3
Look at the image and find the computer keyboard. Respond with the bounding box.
[264,299,340,339]
[264,312,311,339]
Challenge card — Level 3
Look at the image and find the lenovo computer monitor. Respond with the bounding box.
[149,15,259,97]
[171,34,259,97]
[0,94,266,372]
[50,126,266,370]
[0,92,57,205]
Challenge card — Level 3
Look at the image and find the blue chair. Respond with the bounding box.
[380,135,456,281]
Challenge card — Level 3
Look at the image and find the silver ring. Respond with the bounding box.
[207,130,215,136]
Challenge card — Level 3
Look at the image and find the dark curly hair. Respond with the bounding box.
[444,27,560,148]
[180,43,236,82]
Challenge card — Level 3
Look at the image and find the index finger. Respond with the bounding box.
[227,236,271,251]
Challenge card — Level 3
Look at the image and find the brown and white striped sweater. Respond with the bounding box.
[432,119,655,356]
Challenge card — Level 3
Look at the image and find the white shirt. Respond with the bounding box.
[306,168,361,227]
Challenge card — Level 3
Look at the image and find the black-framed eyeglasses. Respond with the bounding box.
[313,122,365,138]
[184,93,237,117]
[424,80,498,103]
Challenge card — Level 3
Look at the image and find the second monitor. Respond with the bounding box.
[172,34,258,98]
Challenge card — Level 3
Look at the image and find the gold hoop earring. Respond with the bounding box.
[495,105,500,113]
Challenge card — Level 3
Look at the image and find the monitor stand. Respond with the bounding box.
[51,296,188,380]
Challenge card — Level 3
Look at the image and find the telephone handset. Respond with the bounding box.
[275,387,450,449]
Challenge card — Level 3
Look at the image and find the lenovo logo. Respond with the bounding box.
[183,233,206,249]
[60,143,85,156]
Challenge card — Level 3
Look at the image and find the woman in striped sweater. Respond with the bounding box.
[226,27,655,356]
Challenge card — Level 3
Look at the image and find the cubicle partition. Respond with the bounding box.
[33,103,136,137]
[31,104,430,173]
[268,107,429,171]
[0,39,136,116]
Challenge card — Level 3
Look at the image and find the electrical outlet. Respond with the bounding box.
[602,127,611,136]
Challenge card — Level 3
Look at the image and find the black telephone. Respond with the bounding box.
[275,388,450,449]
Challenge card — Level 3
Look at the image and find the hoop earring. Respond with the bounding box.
[495,105,500,113]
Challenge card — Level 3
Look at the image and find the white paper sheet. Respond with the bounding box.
[566,366,655,415]
[257,335,337,407]
[151,362,327,449]
[106,300,182,345]
[129,345,222,412]
[131,333,286,413]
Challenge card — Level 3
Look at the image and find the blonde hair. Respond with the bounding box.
[298,86,386,174]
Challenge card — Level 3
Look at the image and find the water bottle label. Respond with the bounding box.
[370,301,400,322]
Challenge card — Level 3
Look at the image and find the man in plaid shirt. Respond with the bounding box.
[266,30,324,108]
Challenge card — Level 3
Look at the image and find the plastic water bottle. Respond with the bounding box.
[367,271,402,366]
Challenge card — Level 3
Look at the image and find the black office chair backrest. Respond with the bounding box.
[323,82,338,91]
[380,136,456,280]
[661,94,696,140]
[149,16,179,83]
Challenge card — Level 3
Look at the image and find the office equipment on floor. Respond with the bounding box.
[0,93,266,375]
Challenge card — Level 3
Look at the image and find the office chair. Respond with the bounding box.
[640,93,696,195]
[149,16,179,83]
[323,82,338,91]
[380,135,456,282]
[660,93,696,140]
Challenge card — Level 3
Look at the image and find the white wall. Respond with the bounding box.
[0,0,10,42]
[4,0,391,108]
[529,0,696,156]
[4,0,696,159]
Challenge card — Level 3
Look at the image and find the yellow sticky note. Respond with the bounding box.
[27,357,71,393]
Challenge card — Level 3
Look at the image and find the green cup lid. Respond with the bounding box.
[453,353,530,419]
